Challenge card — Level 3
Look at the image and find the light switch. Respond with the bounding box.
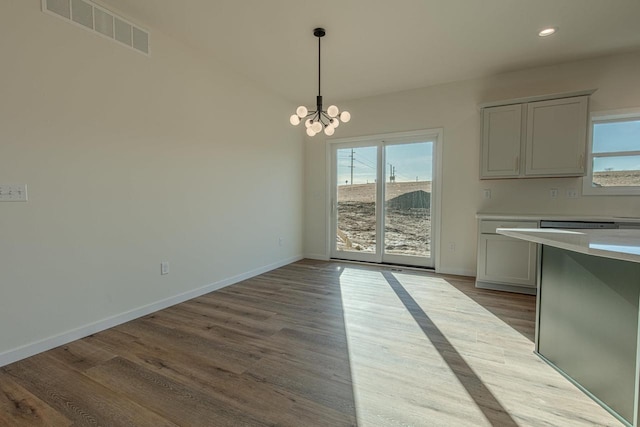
[0,184,28,202]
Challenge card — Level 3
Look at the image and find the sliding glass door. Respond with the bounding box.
[331,132,438,268]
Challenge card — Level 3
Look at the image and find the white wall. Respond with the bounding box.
[0,1,303,363]
[304,52,640,276]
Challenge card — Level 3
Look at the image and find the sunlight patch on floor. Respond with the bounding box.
[338,268,493,426]
[337,266,621,427]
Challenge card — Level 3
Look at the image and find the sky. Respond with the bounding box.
[335,119,639,185]
[592,119,640,172]
[337,141,433,185]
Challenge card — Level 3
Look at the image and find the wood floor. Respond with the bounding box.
[0,260,621,426]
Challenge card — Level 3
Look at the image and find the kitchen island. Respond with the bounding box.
[497,227,640,427]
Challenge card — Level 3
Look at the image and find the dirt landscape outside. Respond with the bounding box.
[592,171,640,187]
[335,169,640,260]
[336,181,431,257]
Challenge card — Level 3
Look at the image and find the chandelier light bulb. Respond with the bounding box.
[305,119,313,128]
[324,125,335,136]
[289,114,301,126]
[331,118,340,128]
[327,105,339,117]
[340,111,351,123]
[312,121,323,133]
[296,106,308,117]
[306,127,316,137]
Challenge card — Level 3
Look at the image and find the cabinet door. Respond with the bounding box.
[481,104,523,178]
[524,96,588,176]
[477,234,537,287]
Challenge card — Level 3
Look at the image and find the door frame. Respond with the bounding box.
[325,128,443,270]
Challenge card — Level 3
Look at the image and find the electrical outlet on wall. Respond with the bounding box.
[278,237,284,247]
[0,184,28,202]
[550,188,559,198]
[483,189,492,199]
[161,262,169,275]
[566,188,579,199]
[448,242,456,252]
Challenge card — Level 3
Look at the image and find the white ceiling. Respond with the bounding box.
[100,0,640,105]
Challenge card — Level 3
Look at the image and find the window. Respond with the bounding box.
[583,109,640,195]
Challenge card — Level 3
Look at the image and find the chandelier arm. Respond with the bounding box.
[319,113,331,125]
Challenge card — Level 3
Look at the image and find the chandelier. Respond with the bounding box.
[289,28,351,137]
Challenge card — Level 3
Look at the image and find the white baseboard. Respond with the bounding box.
[435,267,476,277]
[304,253,330,261]
[475,280,537,295]
[0,255,303,368]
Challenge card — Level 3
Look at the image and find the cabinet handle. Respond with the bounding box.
[579,154,584,169]
[515,156,520,173]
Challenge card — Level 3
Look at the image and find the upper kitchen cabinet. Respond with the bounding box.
[480,90,595,179]
[524,96,588,176]
[481,104,523,178]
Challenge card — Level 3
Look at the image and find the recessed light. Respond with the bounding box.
[538,27,558,37]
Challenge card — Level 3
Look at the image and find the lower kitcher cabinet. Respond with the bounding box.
[476,220,538,294]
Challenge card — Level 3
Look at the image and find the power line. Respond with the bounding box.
[357,154,377,169]
[340,148,431,183]
[353,159,375,170]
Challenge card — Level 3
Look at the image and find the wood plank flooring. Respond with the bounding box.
[0,260,622,426]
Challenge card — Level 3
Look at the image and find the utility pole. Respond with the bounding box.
[349,148,355,185]
[389,164,396,183]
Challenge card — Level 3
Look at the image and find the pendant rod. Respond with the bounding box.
[317,35,321,97]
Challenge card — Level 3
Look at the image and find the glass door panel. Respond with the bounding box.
[334,146,379,261]
[383,142,433,266]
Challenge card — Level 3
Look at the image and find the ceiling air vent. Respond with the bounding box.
[42,0,150,55]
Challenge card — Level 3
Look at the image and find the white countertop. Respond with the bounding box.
[477,213,640,223]
[497,228,640,263]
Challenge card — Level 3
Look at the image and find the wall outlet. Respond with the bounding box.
[566,188,579,199]
[161,262,169,275]
[278,237,284,247]
[0,184,28,202]
[483,189,492,199]
[448,242,456,252]
[550,188,558,198]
